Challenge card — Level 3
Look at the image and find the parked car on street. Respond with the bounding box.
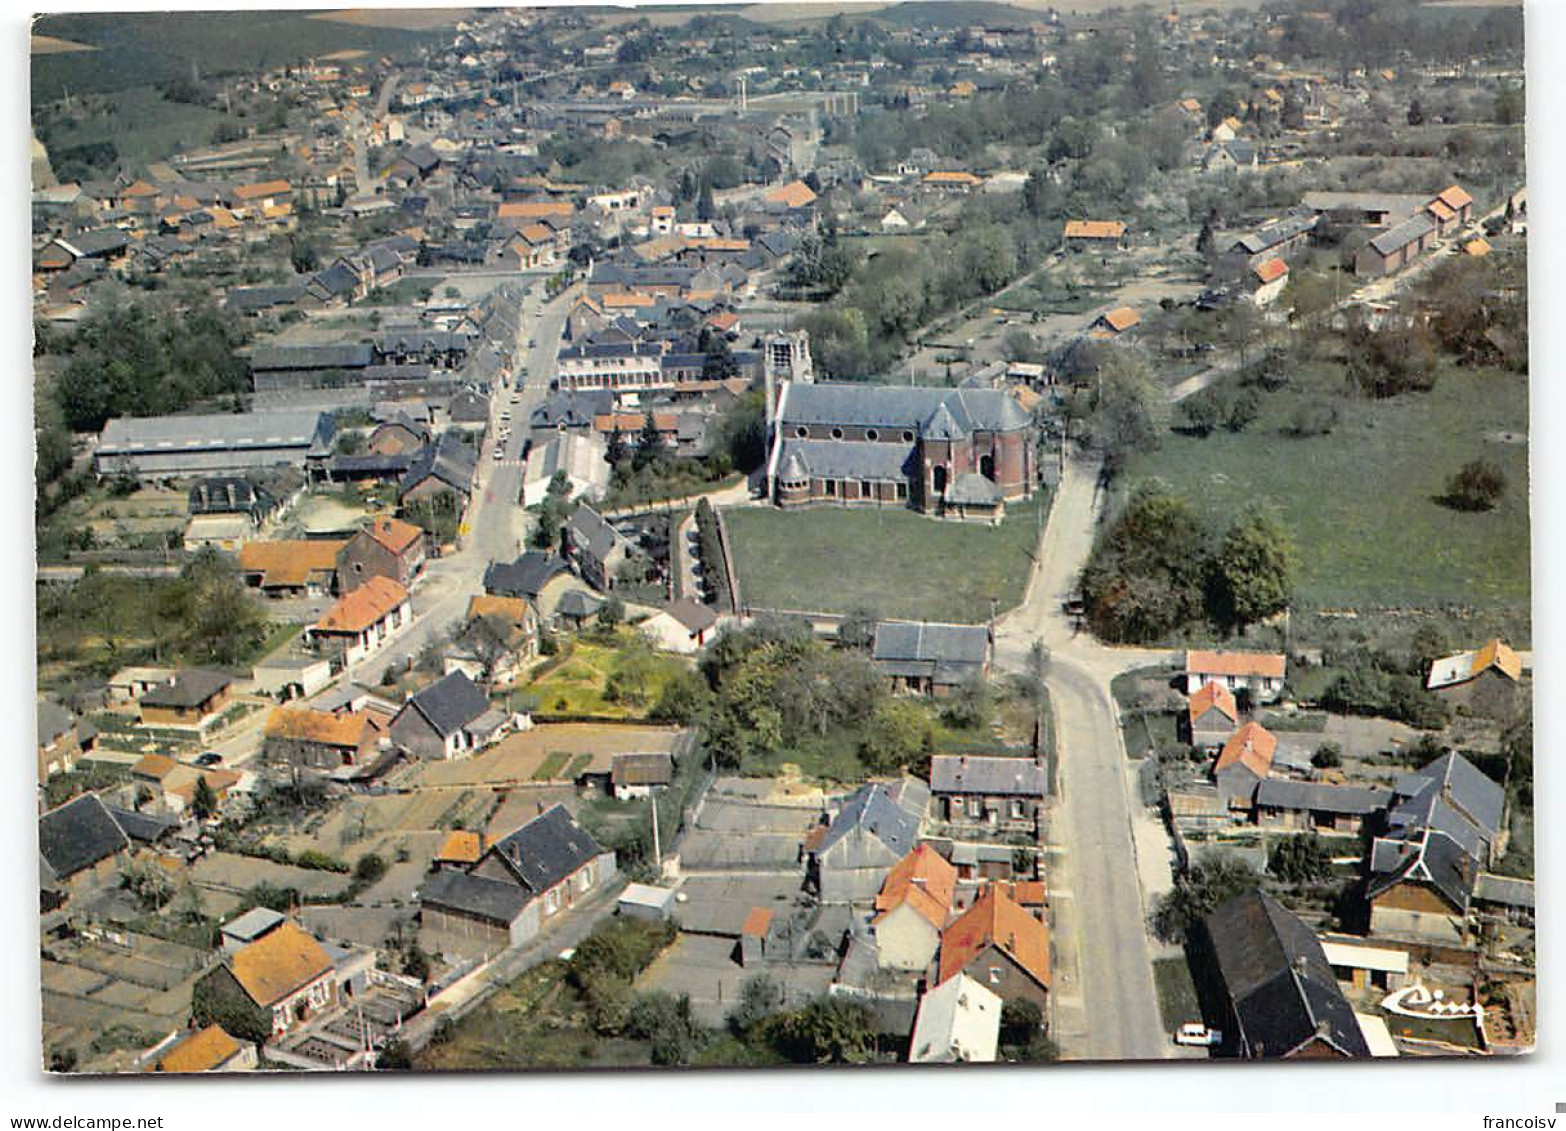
[1174,1023,1221,1047]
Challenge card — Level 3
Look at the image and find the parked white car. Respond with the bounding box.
[1174,1023,1222,1047]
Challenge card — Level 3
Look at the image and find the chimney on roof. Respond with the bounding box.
[1006,932,1016,951]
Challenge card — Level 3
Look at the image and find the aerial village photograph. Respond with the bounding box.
[21,0,1546,1100]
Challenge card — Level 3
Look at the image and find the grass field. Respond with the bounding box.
[1120,366,1530,613]
[724,493,1048,624]
[36,85,235,171]
[1152,956,1203,1036]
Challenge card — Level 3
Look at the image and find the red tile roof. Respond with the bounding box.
[1253,257,1289,284]
[1189,680,1240,726]
[1186,649,1286,680]
[937,886,1050,989]
[875,844,958,930]
[1215,721,1277,778]
[314,576,409,635]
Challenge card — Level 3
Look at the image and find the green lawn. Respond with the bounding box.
[1152,956,1203,1035]
[520,634,690,719]
[1122,367,1530,612]
[723,493,1048,624]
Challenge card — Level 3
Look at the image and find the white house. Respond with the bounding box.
[306,577,412,666]
[908,973,1002,1063]
[1184,649,1287,703]
[639,598,723,655]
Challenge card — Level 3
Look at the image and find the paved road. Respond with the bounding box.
[992,453,1175,1062]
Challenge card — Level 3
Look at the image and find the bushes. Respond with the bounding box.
[694,499,732,611]
[1443,459,1506,512]
[1320,661,1449,729]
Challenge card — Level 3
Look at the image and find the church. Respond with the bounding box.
[763,381,1037,522]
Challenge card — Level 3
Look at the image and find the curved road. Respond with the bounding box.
[993,453,1175,1062]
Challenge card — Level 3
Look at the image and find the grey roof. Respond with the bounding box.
[779,382,1030,434]
[309,261,362,297]
[873,622,989,667]
[1369,210,1437,256]
[818,783,920,857]
[139,669,233,710]
[930,754,1046,798]
[484,553,568,600]
[106,805,179,844]
[39,794,131,881]
[923,401,965,441]
[612,752,674,787]
[1473,872,1534,909]
[945,471,1001,506]
[188,476,275,516]
[37,699,78,748]
[1253,779,1393,817]
[330,452,415,477]
[485,804,605,895]
[556,588,605,620]
[250,344,373,372]
[559,340,664,361]
[531,390,614,431]
[1202,890,1370,1058]
[1301,191,1428,219]
[1391,752,1504,842]
[374,329,471,355]
[224,284,302,314]
[401,434,477,497]
[222,907,286,941]
[448,389,491,423]
[404,671,491,738]
[98,410,332,457]
[1368,827,1476,911]
[59,227,131,257]
[566,502,628,563]
[419,868,533,925]
[1233,212,1317,255]
[778,439,915,483]
[664,597,718,634]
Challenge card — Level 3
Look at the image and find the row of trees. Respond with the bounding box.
[1079,485,1298,644]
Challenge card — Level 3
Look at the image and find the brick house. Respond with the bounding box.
[306,577,412,666]
[936,886,1051,1014]
[336,516,427,591]
[930,754,1047,833]
[194,921,336,1040]
[137,670,234,729]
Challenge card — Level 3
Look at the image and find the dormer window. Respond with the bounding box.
[830,427,844,440]
[865,429,879,441]
[903,430,915,442]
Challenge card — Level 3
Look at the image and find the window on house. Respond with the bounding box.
[824,480,836,496]
[830,427,844,440]
[903,430,915,442]
[989,967,1003,985]
[866,429,879,441]
[1012,799,1026,818]
[794,425,808,439]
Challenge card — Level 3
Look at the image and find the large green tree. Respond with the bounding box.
[1209,504,1298,630]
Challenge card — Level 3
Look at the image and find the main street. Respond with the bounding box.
[347,277,577,687]
[993,453,1176,1062]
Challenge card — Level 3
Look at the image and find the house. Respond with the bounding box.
[936,885,1051,1012]
[107,666,178,706]
[1425,638,1524,716]
[767,382,1035,519]
[1185,650,1286,703]
[368,415,429,456]
[610,752,675,800]
[150,1024,258,1073]
[336,516,427,592]
[252,655,334,701]
[130,755,243,817]
[639,598,721,655]
[1186,681,1239,752]
[1354,211,1438,279]
[563,503,634,592]
[400,434,477,504]
[39,794,132,895]
[808,780,926,903]
[483,552,590,620]
[1194,890,1370,1058]
[871,621,991,696]
[1366,752,1504,943]
[193,921,336,1039]
[263,706,389,772]
[37,699,95,783]
[1213,721,1277,808]
[388,670,508,761]
[451,594,540,680]
[872,844,958,973]
[763,180,818,210]
[922,170,983,193]
[908,973,1002,1064]
[138,670,234,729]
[306,577,412,666]
[1087,306,1140,339]
[239,540,345,597]
[880,203,926,231]
[419,805,616,953]
[930,754,1047,832]
[1253,780,1392,833]
[1062,219,1126,247]
[187,476,280,526]
[1249,257,1289,307]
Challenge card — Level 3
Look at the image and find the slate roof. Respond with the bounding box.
[98,411,332,457]
[530,390,615,431]
[37,699,78,748]
[945,472,1001,506]
[1233,212,1317,255]
[1202,890,1369,1058]
[484,553,569,600]
[567,503,627,563]
[140,669,233,710]
[779,383,1031,434]
[419,868,533,925]
[818,783,921,858]
[1368,210,1436,256]
[612,752,675,788]
[39,794,131,881]
[308,261,362,298]
[1390,751,1504,844]
[400,434,477,497]
[1253,779,1393,816]
[224,284,303,314]
[872,622,989,670]
[484,804,605,895]
[249,344,372,372]
[773,439,914,483]
[105,806,180,845]
[930,754,1047,798]
[1473,872,1533,909]
[403,671,491,738]
[1367,826,1477,912]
